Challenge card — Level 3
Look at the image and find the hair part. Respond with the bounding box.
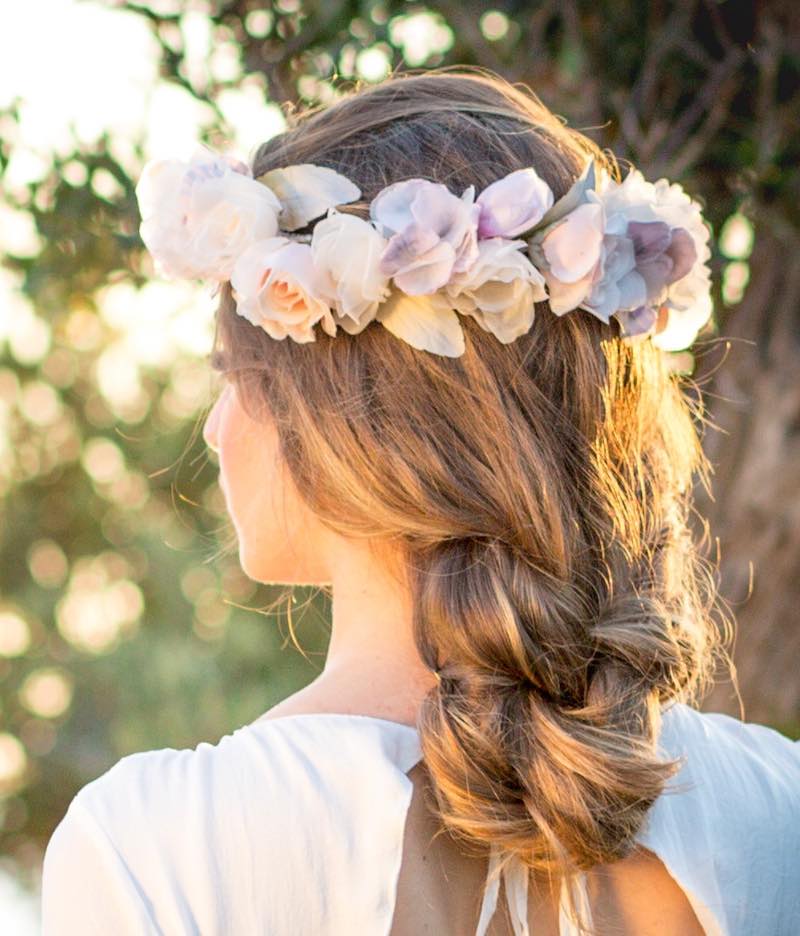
[212,68,731,928]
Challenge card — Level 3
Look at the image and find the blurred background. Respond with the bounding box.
[0,0,797,928]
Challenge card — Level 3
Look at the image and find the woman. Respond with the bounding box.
[41,70,800,935]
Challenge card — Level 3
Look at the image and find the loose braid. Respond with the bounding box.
[215,68,730,931]
[407,323,718,880]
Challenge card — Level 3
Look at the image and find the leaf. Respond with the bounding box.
[375,290,465,357]
[257,164,361,231]
[535,156,597,231]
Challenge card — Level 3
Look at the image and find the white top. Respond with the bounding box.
[40,702,800,935]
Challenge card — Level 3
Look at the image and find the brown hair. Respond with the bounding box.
[211,68,729,920]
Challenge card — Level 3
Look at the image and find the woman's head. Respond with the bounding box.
[205,69,726,888]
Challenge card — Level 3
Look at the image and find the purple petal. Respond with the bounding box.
[637,253,675,298]
[664,227,697,285]
[628,220,671,259]
[452,201,481,272]
[370,179,432,235]
[392,241,456,295]
[409,183,469,237]
[379,224,441,276]
[477,168,554,238]
[628,221,699,299]
[615,304,657,338]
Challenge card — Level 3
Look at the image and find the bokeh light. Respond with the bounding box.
[27,540,69,590]
[480,11,511,42]
[0,611,32,658]
[54,554,144,655]
[388,12,454,66]
[19,668,74,720]
[0,734,28,798]
[356,46,392,82]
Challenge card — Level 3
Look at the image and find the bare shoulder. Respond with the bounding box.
[586,846,705,935]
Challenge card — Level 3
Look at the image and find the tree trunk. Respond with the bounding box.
[697,225,800,728]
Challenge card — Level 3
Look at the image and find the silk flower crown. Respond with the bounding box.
[135,146,713,358]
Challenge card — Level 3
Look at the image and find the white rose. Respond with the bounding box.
[310,211,390,334]
[136,148,282,282]
[230,236,336,344]
[446,238,548,343]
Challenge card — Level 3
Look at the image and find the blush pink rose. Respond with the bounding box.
[539,202,605,314]
[230,236,336,344]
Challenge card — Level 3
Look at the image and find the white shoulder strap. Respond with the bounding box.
[474,844,503,936]
[474,845,593,936]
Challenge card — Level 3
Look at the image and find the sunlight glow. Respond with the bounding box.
[19,668,74,719]
[0,273,51,365]
[216,83,287,157]
[98,280,216,364]
[0,0,283,185]
[0,1,158,152]
[0,734,28,797]
[55,555,144,654]
[0,611,31,658]
[0,204,42,258]
[389,12,454,66]
[27,540,69,589]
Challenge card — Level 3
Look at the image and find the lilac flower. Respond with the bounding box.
[587,169,711,350]
[476,168,554,238]
[370,179,480,294]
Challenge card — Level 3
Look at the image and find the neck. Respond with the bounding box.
[310,539,438,727]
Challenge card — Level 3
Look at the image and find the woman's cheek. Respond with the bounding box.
[215,387,244,500]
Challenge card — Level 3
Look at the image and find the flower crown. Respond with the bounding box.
[135,146,713,358]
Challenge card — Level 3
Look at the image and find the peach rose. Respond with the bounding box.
[230,237,336,344]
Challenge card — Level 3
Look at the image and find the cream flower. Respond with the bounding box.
[230,236,336,344]
[136,148,282,282]
[446,238,548,343]
[370,179,480,294]
[310,211,390,334]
